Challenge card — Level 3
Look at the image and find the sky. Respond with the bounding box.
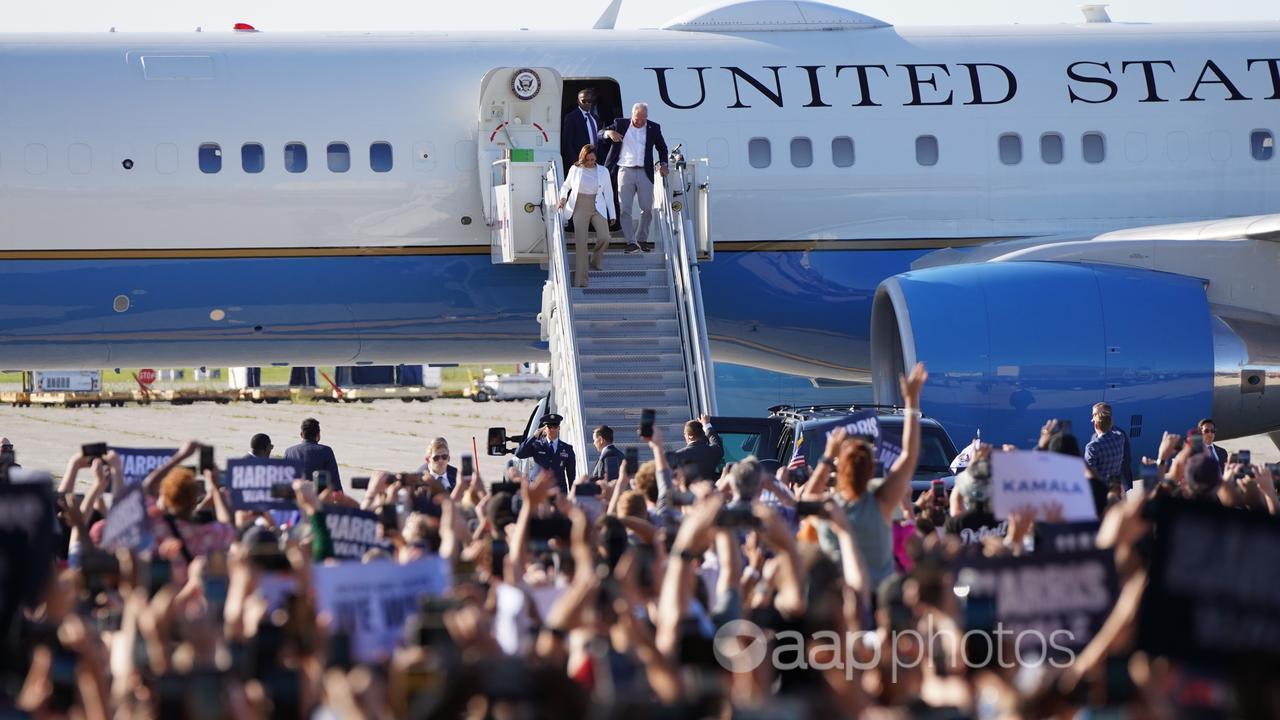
[1,0,1275,33]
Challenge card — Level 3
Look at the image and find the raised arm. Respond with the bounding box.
[648,427,674,515]
[58,451,91,495]
[143,441,200,497]
[879,363,927,519]
[799,427,848,500]
[206,466,234,526]
[514,429,542,460]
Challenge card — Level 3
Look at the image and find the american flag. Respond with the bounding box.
[788,434,807,469]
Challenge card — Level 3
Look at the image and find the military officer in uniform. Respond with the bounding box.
[515,413,576,494]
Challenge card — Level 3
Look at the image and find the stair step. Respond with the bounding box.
[586,268,669,287]
[579,369,687,385]
[584,403,688,418]
[574,318,680,338]
[574,301,676,319]
[579,353,684,372]
[571,285,670,304]
[597,250,667,267]
[582,387,691,405]
[576,335,681,354]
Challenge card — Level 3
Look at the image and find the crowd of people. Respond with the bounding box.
[1,362,1278,719]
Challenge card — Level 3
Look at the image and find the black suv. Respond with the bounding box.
[708,404,961,498]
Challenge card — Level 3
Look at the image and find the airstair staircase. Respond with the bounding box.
[537,154,716,471]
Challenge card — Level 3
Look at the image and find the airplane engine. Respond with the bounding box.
[871,261,1280,456]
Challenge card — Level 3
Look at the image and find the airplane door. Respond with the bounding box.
[478,67,563,243]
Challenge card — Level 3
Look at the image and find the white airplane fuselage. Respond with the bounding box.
[2,16,1279,448]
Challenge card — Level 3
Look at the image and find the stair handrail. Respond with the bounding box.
[655,154,718,416]
[539,161,590,463]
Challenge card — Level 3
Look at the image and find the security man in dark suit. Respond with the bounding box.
[591,425,625,481]
[673,414,724,483]
[283,417,344,492]
[516,413,576,494]
[562,88,601,175]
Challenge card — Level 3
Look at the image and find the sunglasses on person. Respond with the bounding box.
[429,454,449,461]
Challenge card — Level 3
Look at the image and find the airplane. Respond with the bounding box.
[1,0,1278,462]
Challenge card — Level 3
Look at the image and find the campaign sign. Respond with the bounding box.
[794,410,904,470]
[312,557,452,662]
[954,548,1116,658]
[323,506,389,560]
[0,483,56,613]
[226,457,302,511]
[112,447,178,487]
[1139,498,1280,662]
[990,450,1097,521]
[99,485,151,551]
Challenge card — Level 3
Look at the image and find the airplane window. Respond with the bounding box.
[284,142,308,173]
[1082,132,1106,163]
[789,137,813,168]
[327,142,351,172]
[370,142,393,172]
[1040,133,1064,164]
[748,138,771,168]
[198,143,221,174]
[241,143,264,173]
[998,133,1022,165]
[1252,130,1275,161]
[915,135,938,166]
[831,136,854,167]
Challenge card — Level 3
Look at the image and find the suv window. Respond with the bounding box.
[718,431,763,466]
[917,427,956,473]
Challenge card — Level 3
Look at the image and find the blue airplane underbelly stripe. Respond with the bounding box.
[0,248,927,371]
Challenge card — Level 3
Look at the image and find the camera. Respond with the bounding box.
[573,482,601,497]
[379,504,399,531]
[351,476,371,490]
[715,505,760,529]
[81,442,108,458]
[931,479,947,510]
[198,445,215,474]
[490,481,519,495]
[794,500,824,518]
[639,408,655,440]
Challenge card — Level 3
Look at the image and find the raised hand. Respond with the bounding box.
[899,362,928,408]
[523,467,556,508]
[824,427,849,460]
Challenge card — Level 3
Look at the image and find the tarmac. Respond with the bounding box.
[1,398,1274,491]
[0,397,537,491]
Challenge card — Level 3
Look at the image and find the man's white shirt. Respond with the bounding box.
[619,123,647,167]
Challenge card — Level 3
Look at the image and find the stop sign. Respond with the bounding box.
[137,368,157,386]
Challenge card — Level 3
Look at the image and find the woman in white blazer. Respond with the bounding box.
[556,144,616,287]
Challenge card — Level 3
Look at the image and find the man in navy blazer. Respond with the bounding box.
[561,87,602,172]
[601,102,669,253]
[591,425,625,481]
[283,417,343,492]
